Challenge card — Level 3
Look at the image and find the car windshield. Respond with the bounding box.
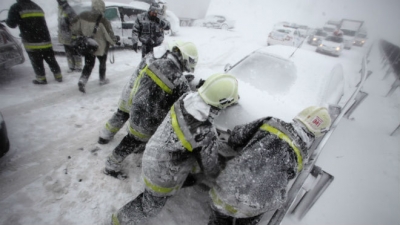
[323,27,335,32]
[357,33,367,38]
[276,29,291,34]
[229,52,296,94]
[315,30,328,37]
[325,36,343,43]
[341,29,356,37]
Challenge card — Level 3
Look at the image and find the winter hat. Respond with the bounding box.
[92,0,105,13]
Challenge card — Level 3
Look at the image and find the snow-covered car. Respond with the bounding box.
[0,22,25,70]
[322,24,337,35]
[316,35,344,57]
[194,15,235,30]
[209,45,346,132]
[51,1,180,53]
[0,112,10,158]
[267,26,302,47]
[307,29,328,46]
[354,32,367,47]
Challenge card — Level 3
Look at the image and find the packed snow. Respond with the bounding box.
[0,0,399,225]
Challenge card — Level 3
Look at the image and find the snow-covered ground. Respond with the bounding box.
[1,0,400,224]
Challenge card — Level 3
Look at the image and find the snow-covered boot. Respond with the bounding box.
[78,78,87,93]
[104,154,127,180]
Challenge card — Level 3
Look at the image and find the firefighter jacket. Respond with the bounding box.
[71,11,115,56]
[141,92,222,197]
[127,52,191,142]
[6,0,52,52]
[131,12,170,47]
[210,117,314,218]
[57,3,77,45]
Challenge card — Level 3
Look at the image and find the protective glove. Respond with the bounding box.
[196,79,205,89]
[57,0,68,7]
[132,42,138,52]
[154,17,160,24]
[115,42,121,46]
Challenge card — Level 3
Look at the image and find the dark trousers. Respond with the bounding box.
[141,44,154,58]
[115,189,168,225]
[112,133,146,162]
[27,48,61,80]
[80,53,107,82]
[208,209,262,225]
[64,45,82,70]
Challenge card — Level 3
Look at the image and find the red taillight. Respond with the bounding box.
[285,36,292,41]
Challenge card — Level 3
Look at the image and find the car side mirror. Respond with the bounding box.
[224,64,232,72]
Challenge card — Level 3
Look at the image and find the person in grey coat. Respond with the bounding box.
[71,0,116,93]
[111,73,240,225]
[103,41,198,179]
[131,2,170,58]
[57,0,82,73]
[208,106,332,225]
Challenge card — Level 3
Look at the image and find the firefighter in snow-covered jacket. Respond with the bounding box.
[208,106,332,225]
[103,41,198,180]
[131,2,170,57]
[111,73,240,225]
[5,0,63,84]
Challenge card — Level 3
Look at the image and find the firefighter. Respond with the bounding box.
[98,40,187,144]
[57,0,82,73]
[103,41,198,179]
[5,0,63,85]
[131,2,170,58]
[111,73,240,225]
[208,106,332,225]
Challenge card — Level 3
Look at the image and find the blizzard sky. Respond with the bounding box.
[0,0,399,225]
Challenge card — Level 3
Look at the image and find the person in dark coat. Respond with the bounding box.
[208,106,332,225]
[131,2,170,58]
[5,0,63,85]
[71,0,116,93]
[111,73,240,225]
[57,0,82,73]
[103,41,198,179]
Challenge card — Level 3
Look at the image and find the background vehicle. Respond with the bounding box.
[339,19,364,50]
[316,35,344,57]
[308,28,328,46]
[0,112,10,158]
[0,11,25,70]
[354,27,368,47]
[51,1,180,53]
[194,15,235,30]
[164,0,211,27]
[322,23,337,35]
[267,25,302,47]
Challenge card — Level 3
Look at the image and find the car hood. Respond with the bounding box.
[320,40,342,48]
[212,46,346,131]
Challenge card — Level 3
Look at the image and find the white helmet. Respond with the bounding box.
[171,41,198,73]
[148,2,166,15]
[198,73,239,109]
[294,106,332,137]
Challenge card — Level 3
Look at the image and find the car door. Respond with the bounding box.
[104,7,123,44]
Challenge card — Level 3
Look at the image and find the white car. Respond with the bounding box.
[316,35,344,57]
[194,15,235,30]
[307,29,328,46]
[0,21,25,70]
[354,32,367,47]
[267,26,302,47]
[51,1,180,53]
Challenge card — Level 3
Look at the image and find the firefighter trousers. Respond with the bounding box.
[208,208,262,225]
[27,48,62,81]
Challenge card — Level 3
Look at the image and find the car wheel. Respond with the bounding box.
[221,24,229,30]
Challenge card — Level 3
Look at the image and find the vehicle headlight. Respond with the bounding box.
[362,40,365,43]
[319,44,323,47]
[313,38,317,41]
[336,47,340,51]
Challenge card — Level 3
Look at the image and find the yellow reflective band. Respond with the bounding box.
[145,67,173,94]
[111,214,120,225]
[170,105,192,152]
[105,122,120,134]
[129,66,147,101]
[210,188,238,215]
[21,12,45,18]
[24,43,53,50]
[260,124,303,171]
[118,100,130,113]
[129,125,150,140]
[143,177,179,194]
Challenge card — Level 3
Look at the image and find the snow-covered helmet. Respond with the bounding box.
[294,106,332,137]
[148,2,166,15]
[198,73,239,109]
[171,41,198,73]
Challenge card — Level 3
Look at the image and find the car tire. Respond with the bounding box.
[221,24,229,30]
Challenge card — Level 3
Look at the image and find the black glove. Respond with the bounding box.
[196,79,206,89]
[57,0,68,7]
[132,43,138,52]
[154,17,160,24]
[115,42,121,46]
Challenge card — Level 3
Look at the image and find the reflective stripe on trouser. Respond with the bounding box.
[100,110,130,140]
[128,123,152,142]
[143,177,180,195]
[35,75,46,81]
[259,124,303,171]
[170,102,197,152]
[210,188,240,216]
[19,10,45,18]
[23,42,53,52]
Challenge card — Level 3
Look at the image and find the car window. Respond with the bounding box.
[325,36,343,43]
[276,29,290,34]
[72,5,91,15]
[105,7,120,22]
[229,52,296,94]
[341,29,356,37]
[357,33,367,38]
